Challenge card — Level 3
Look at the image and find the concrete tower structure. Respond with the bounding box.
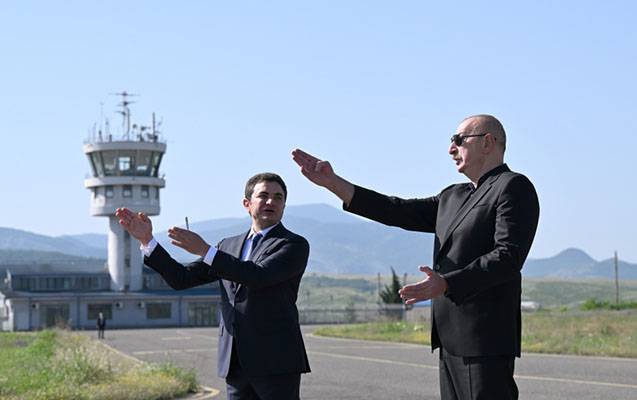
[83,92,166,291]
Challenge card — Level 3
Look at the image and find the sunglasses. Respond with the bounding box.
[450,133,488,146]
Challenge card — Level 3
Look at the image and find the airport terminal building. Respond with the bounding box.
[0,94,221,331]
[0,268,220,331]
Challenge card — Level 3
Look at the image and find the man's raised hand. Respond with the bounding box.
[115,207,153,245]
[292,148,355,205]
[291,149,337,188]
[167,226,210,257]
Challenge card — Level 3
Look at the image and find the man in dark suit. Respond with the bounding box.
[292,114,539,400]
[115,172,310,400]
[96,312,106,339]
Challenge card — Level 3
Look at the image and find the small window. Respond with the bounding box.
[105,186,114,198]
[141,185,149,198]
[123,185,132,198]
[146,303,172,319]
[155,187,159,199]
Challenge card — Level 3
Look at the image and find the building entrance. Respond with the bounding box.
[41,304,70,328]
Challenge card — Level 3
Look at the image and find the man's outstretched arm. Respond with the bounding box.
[292,148,355,206]
[116,207,217,290]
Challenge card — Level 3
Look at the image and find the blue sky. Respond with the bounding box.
[1,1,636,262]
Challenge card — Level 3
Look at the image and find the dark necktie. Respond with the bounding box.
[231,233,263,292]
[248,233,263,261]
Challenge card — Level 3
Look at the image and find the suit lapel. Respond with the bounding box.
[436,175,500,259]
[235,224,286,293]
[225,231,250,294]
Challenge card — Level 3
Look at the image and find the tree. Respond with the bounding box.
[380,267,402,304]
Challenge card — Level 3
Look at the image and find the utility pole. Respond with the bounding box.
[614,251,619,305]
[377,272,382,302]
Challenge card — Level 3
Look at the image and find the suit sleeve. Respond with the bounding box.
[443,175,540,303]
[198,236,310,289]
[144,244,220,290]
[345,185,439,233]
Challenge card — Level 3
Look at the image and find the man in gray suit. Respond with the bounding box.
[116,172,310,400]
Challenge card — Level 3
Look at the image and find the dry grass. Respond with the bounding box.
[0,329,198,400]
[315,310,637,358]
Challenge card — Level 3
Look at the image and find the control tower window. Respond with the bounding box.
[105,186,114,198]
[151,152,163,177]
[90,153,104,176]
[118,150,136,174]
[141,185,149,198]
[119,156,131,172]
[122,185,132,198]
[136,151,152,176]
[101,151,118,176]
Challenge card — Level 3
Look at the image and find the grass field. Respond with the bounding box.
[0,330,197,400]
[299,274,637,310]
[315,309,637,358]
[522,279,637,308]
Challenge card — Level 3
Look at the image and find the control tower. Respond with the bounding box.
[83,92,166,291]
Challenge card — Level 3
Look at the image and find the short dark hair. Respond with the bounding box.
[464,114,507,151]
[244,172,288,200]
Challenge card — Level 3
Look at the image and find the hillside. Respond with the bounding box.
[2,204,636,278]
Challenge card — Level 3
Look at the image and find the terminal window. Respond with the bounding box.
[146,303,172,319]
[123,185,132,198]
[105,186,114,198]
[141,186,149,198]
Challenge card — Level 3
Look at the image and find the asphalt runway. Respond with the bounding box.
[93,326,637,399]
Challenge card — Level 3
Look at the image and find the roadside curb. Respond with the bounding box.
[179,386,221,399]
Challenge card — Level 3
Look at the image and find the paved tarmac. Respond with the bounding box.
[92,326,637,399]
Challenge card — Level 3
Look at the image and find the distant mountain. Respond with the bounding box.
[522,248,596,277]
[0,227,105,259]
[523,248,637,279]
[1,204,636,279]
[59,233,107,250]
[168,214,434,275]
[285,203,362,224]
[0,249,106,277]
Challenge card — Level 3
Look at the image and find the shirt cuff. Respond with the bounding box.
[140,238,158,256]
[203,246,217,265]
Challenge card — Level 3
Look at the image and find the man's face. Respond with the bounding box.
[448,118,486,177]
[243,181,286,229]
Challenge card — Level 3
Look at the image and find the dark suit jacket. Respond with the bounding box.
[144,222,311,378]
[345,164,539,357]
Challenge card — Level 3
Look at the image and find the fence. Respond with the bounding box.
[299,305,431,325]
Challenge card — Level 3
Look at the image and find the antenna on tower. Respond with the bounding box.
[99,101,104,141]
[110,91,139,139]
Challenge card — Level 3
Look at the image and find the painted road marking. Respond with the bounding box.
[307,350,637,390]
